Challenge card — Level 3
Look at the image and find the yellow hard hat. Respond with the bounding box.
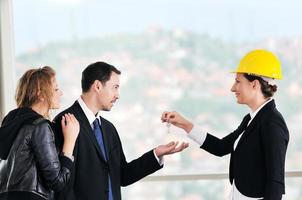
[232,49,282,80]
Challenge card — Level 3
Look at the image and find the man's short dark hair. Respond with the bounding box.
[81,61,121,93]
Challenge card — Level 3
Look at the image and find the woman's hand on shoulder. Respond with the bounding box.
[61,113,79,144]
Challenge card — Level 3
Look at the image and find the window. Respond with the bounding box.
[10,0,302,199]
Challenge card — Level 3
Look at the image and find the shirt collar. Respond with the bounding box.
[249,98,273,121]
[77,96,101,128]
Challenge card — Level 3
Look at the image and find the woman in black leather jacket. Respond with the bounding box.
[0,66,79,200]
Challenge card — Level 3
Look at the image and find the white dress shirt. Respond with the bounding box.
[77,97,163,165]
[188,99,274,200]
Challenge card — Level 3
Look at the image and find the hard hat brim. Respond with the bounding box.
[229,69,282,80]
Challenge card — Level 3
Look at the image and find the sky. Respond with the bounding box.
[13,0,302,55]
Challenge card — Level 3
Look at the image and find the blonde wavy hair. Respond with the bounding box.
[15,66,56,117]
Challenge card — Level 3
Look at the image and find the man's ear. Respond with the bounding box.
[93,80,102,91]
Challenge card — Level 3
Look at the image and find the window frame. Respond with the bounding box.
[0,0,16,121]
[2,0,302,185]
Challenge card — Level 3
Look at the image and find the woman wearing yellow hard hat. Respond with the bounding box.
[161,49,289,200]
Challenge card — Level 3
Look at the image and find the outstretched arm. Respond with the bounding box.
[161,111,251,157]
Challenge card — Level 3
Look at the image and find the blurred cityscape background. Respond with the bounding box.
[12,0,302,199]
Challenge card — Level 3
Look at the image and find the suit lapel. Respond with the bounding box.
[235,117,257,150]
[73,101,107,162]
[235,100,276,150]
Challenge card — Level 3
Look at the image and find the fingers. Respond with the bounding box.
[161,112,169,122]
[165,141,176,147]
[165,141,178,153]
[172,142,189,153]
[61,115,66,128]
[164,141,189,154]
[61,113,77,126]
[65,113,71,124]
[161,111,177,123]
[69,114,78,125]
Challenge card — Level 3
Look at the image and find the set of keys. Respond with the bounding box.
[166,122,171,134]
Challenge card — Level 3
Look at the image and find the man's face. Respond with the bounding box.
[97,72,120,111]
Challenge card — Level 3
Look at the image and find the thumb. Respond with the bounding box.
[61,116,66,128]
[166,141,175,147]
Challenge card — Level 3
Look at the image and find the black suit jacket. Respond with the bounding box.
[201,100,289,200]
[53,101,162,200]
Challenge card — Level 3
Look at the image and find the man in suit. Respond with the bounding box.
[53,61,189,200]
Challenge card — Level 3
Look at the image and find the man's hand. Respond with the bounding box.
[154,141,189,158]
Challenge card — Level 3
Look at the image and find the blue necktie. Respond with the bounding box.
[93,119,113,200]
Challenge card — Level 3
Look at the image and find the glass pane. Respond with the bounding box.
[13,0,302,189]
